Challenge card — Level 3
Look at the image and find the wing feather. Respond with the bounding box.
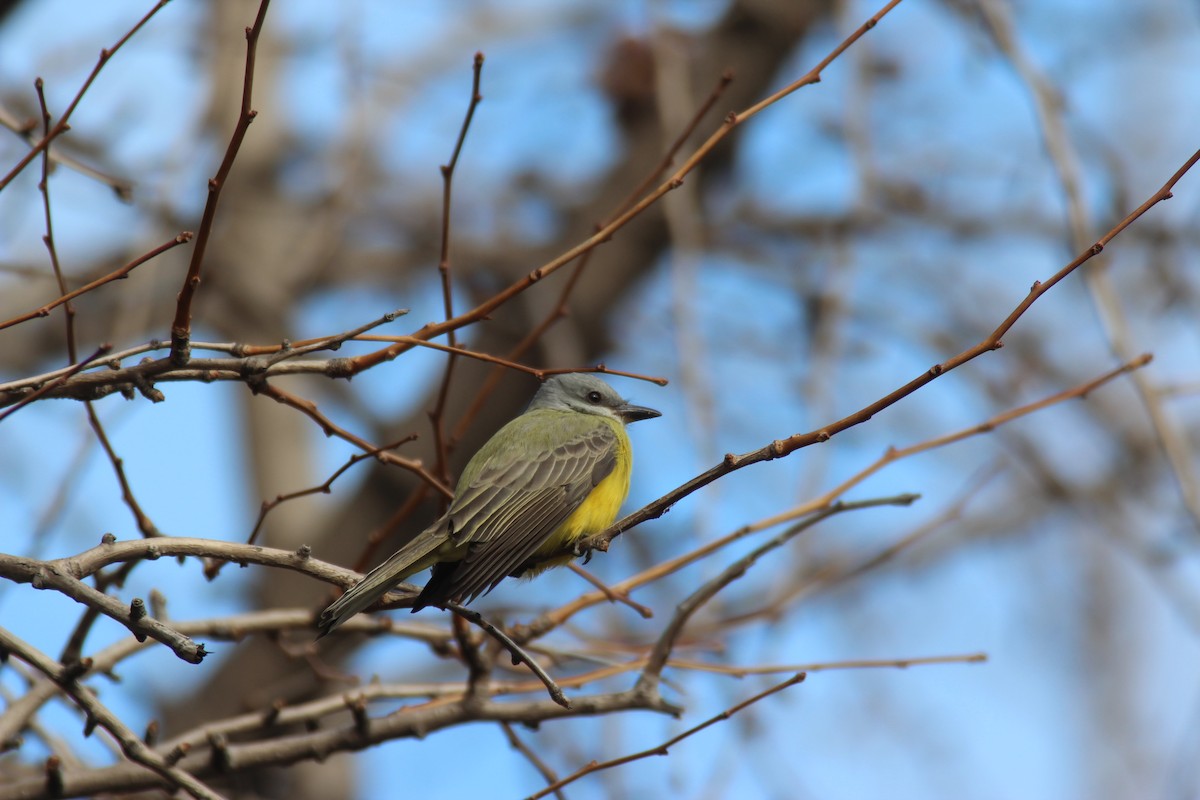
[414,414,618,608]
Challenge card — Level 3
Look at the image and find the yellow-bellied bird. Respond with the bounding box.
[317,373,660,637]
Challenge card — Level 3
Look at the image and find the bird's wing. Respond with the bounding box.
[416,414,617,607]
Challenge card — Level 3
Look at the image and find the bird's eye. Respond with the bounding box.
[586,391,603,404]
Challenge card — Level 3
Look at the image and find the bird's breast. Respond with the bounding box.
[529,422,632,566]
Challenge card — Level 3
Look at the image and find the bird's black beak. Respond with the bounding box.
[618,403,661,424]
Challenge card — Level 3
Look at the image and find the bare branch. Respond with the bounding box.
[169,0,272,364]
[638,494,920,688]
[0,233,193,333]
[0,557,206,663]
[0,629,226,800]
[528,673,807,800]
[582,144,1200,553]
[346,0,907,374]
[0,345,110,423]
[0,0,174,192]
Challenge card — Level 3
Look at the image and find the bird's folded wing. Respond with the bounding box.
[420,421,618,606]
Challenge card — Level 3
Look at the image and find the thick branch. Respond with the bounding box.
[0,556,206,664]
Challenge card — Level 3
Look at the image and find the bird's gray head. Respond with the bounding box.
[528,373,661,425]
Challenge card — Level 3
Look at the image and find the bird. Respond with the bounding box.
[316,372,661,637]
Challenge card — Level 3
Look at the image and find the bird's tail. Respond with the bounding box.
[316,525,446,638]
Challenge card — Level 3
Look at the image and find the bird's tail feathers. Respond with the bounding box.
[316,528,445,638]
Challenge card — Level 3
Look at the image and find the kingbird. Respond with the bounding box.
[317,373,660,637]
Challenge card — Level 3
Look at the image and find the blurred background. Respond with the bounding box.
[2,0,1200,798]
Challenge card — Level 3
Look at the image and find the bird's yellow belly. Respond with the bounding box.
[526,436,632,572]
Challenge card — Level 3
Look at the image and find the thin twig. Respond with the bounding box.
[0,100,133,197]
[452,613,492,705]
[199,436,418,581]
[84,401,162,537]
[169,0,272,364]
[250,381,452,498]
[527,673,807,800]
[579,144,1200,555]
[668,651,988,677]
[246,436,417,547]
[345,0,906,375]
[429,52,486,488]
[637,494,920,688]
[566,563,653,619]
[0,629,226,800]
[500,722,566,800]
[34,78,76,365]
[356,335,668,386]
[447,602,571,709]
[0,345,110,423]
[0,0,173,193]
[0,233,193,332]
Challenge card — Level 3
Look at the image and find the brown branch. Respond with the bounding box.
[527,673,807,800]
[0,101,133,198]
[566,563,653,619]
[446,603,571,709]
[346,0,905,375]
[33,78,76,366]
[0,0,173,193]
[0,557,205,663]
[580,146,1200,555]
[245,436,418,548]
[778,353,1154,528]
[0,630,225,800]
[0,233,193,333]
[0,686,676,800]
[353,335,669,386]
[7,536,358,587]
[429,52,487,487]
[0,345,110,423]
[169,0,272,364]
[612,69,734,216]
[500,722,566,800]
[84,401,163,537]
[0,309,407,407]
[446,68,731,445]
[200,436,418,581]
[59,548,154,666]
[452,613,491,705]
[0,357,349,406]
[437,50,485,338]
[668,652,988,678]
[637,494,920,689]
[359,334,548,376]
[250,381,451,498]
[717,466,1004,633]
